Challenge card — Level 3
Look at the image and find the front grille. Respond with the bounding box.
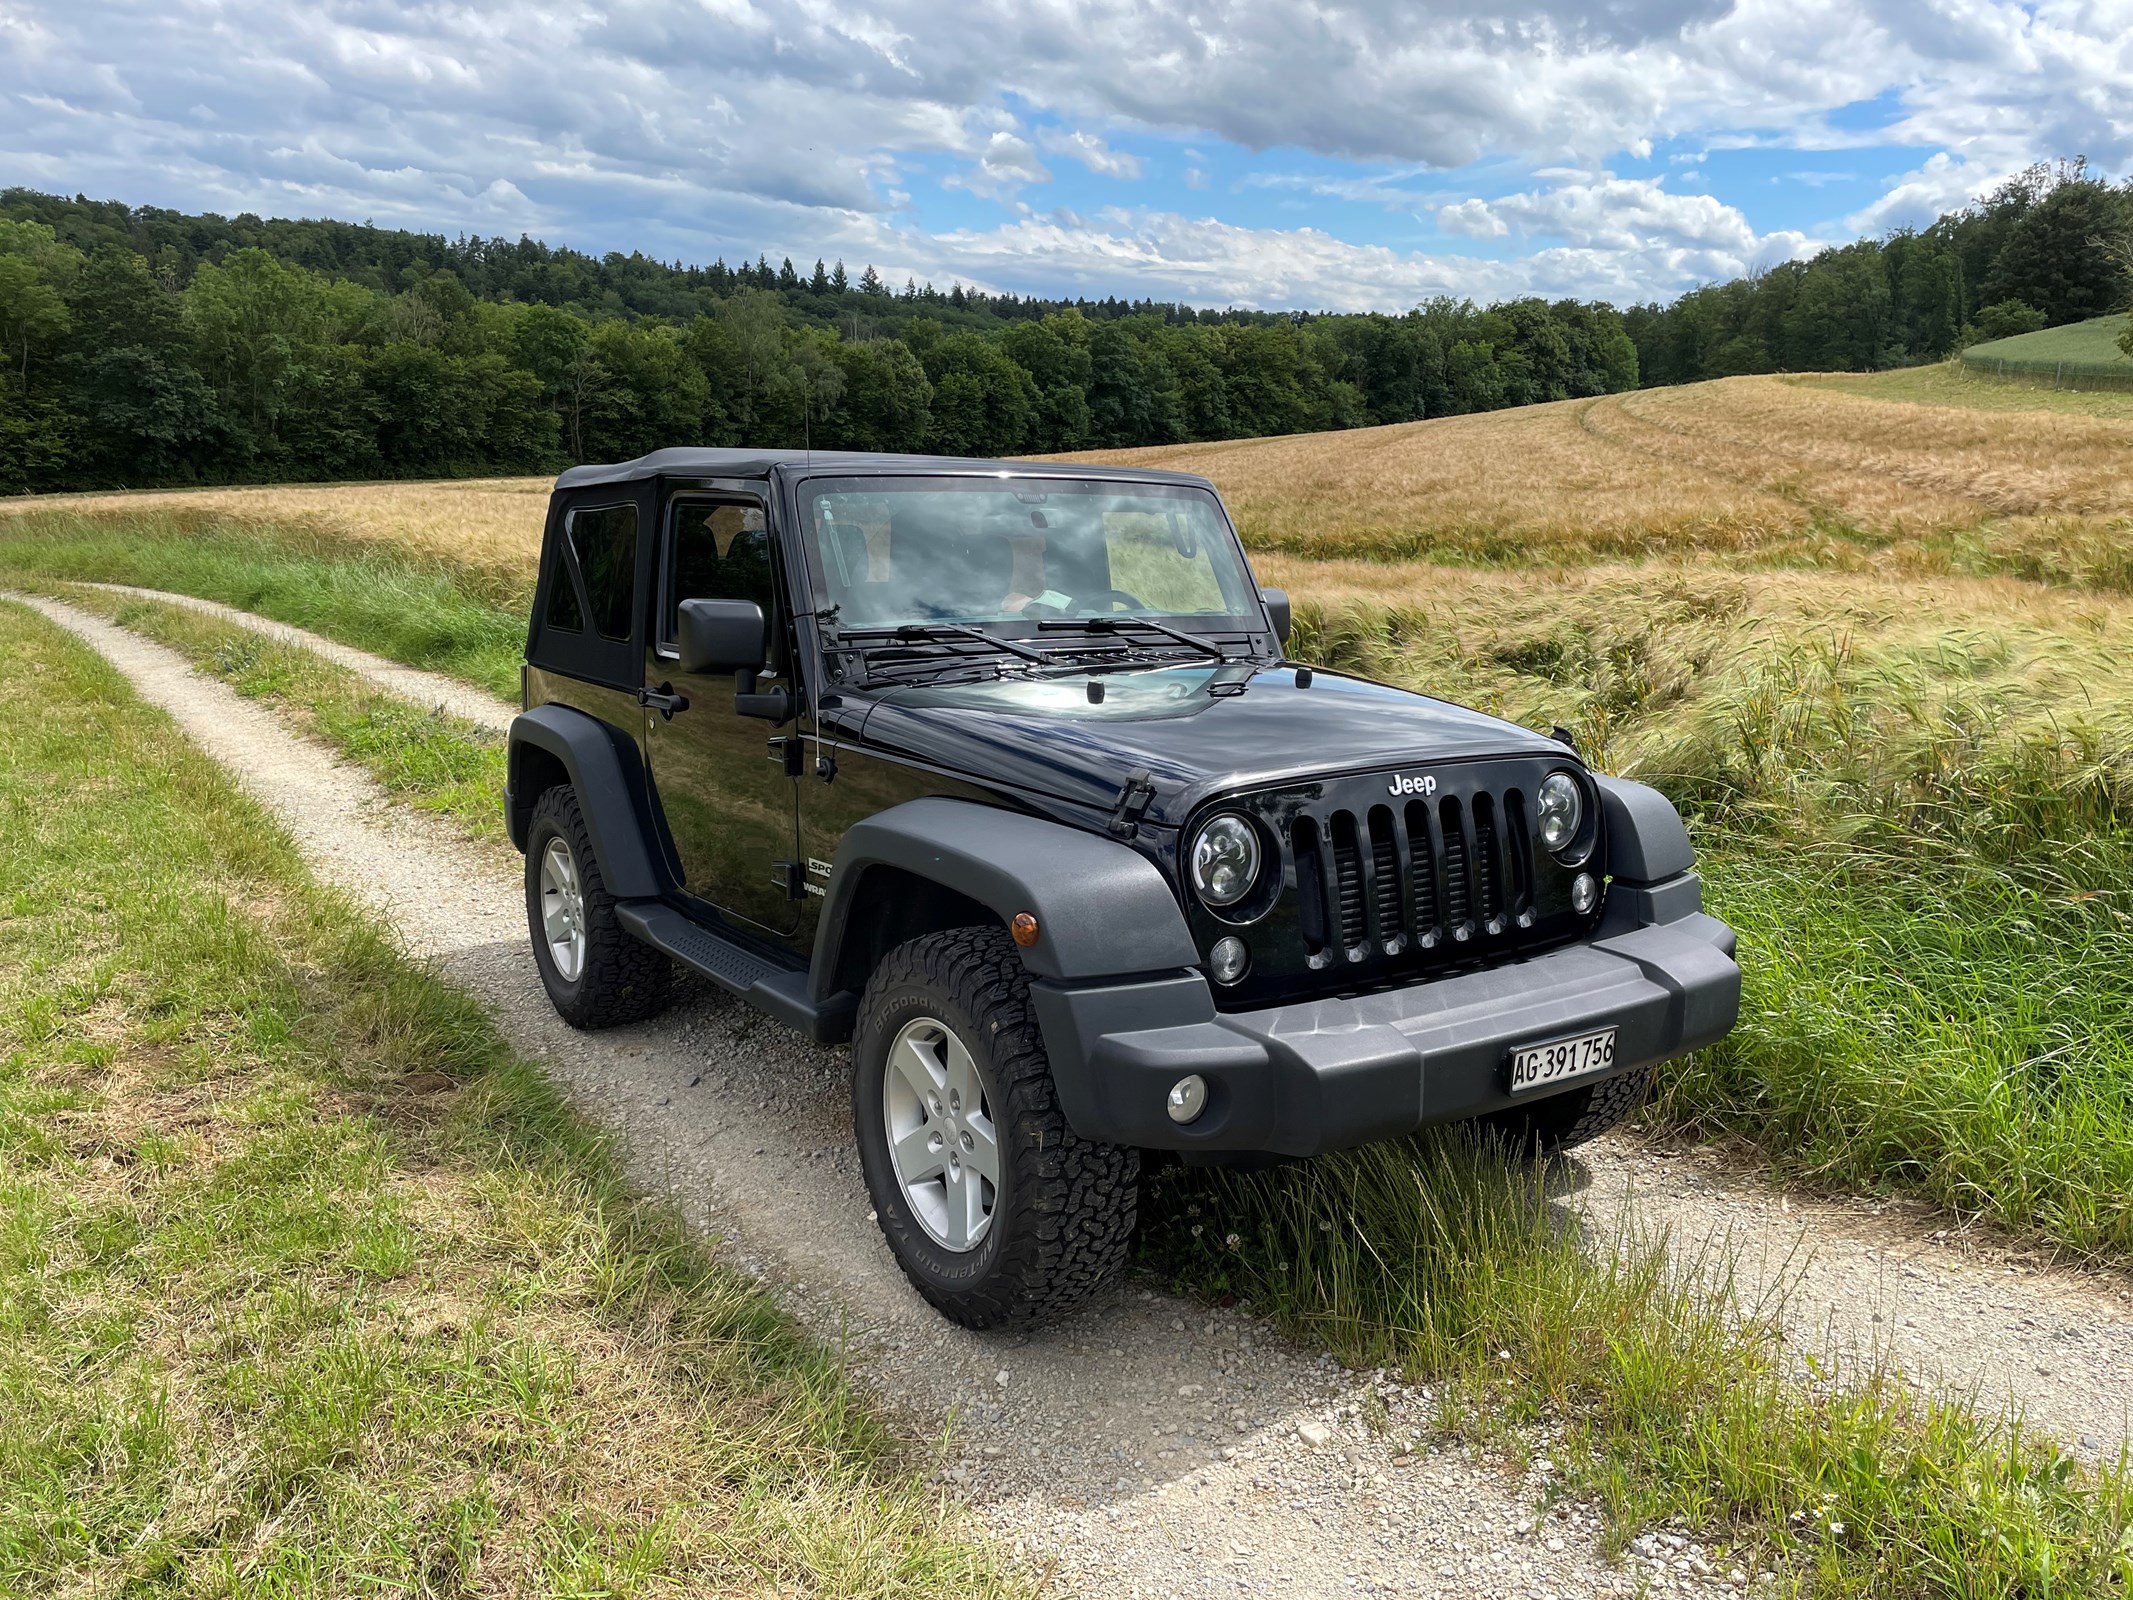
[1290,780,1545,968]
[1184,754,1602,1011]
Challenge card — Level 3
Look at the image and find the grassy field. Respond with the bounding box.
[1962,315,2133,373]
[0,604,1023,1596]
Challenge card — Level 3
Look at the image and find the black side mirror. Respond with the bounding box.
[1258,587,1291,649]
[678,597,767,675]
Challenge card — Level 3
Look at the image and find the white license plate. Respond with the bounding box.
[1508,1028,1617,1094]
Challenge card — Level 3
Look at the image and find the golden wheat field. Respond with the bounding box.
[1085,371,2133,568]
[10,365,2132,845]
[15,366,2132,580]
[3,475,557,573]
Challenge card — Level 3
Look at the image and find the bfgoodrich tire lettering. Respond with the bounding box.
[853,927,1139,1328]
[1478,1063,1653,1156]
[524,784,670,1029]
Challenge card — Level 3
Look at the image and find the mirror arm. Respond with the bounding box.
[734,668,794,723]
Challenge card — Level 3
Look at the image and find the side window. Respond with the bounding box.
[665,500,774,645]
[544,542,585,632]
[568,503,639,643]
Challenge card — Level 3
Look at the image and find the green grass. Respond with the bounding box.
[61,584,512,845]
[1799,363,2133,418]
[0,603,1023,1597]
[0,510,528,698]
[1139,1136,2133,1598]
[1670,843,2133,1257]
[1961,315,2133,388]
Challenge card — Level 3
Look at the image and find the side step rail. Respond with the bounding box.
[616,901,857,1044]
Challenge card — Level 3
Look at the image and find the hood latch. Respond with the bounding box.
[1108,768,1157,839]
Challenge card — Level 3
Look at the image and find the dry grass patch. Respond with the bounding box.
[1071,373,2133,575]
[0,477,554,574]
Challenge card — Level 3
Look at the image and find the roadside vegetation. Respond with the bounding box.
[48,584,511,845]
[0,508,528,697]
[0,605,1022,1596]
[1140,1139,2133,1597]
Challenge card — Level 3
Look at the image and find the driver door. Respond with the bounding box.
[643,494,802,939]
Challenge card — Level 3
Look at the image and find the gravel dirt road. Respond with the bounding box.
[17,589,2133,1596]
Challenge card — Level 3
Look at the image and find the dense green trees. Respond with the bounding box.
[2,160,2126,493]
[1626,160,2131,386]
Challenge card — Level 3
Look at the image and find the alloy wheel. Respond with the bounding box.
[883,1015,1000,1252]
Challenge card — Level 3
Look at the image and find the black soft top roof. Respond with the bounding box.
[552,447,1217,492]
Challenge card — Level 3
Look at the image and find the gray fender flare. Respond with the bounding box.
[811,797,1199,1000]
[506,704,668,900]
[1593,775,1694,883]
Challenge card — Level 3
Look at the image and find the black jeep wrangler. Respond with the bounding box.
[506,449,1740,1327]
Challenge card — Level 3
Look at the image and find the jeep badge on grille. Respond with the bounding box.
[1388,772,1438,797]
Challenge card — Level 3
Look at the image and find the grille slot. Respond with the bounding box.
[1291,816,1328,956]
[1404,799,1440,946]
[1330,811,1367,952]
[1368,806,1402,951]
[1439,797,1472,937]
[1473,793,1504,933]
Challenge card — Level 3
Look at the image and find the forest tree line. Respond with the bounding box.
[1,159,2127,493]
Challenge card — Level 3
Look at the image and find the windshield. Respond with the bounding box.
[800,476,1259,631]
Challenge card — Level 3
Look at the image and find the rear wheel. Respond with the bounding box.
[1477,1064,1653,1156]
[853,927,1139,1328]
[524,785,670,1029]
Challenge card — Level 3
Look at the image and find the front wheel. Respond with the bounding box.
[853,927,1139,1328]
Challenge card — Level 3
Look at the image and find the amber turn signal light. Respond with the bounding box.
[1010,911,1039,947]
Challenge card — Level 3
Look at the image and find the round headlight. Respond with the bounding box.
[1190,814,1261,908]
[1537,771,1584,854]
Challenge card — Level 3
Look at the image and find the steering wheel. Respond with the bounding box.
[1075,588,1149,615]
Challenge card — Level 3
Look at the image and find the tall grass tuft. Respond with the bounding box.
[1140,1136,2133,1596]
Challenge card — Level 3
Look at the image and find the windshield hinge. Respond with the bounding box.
[1108,767,1157,839]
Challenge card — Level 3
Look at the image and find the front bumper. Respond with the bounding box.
[1031,891,1739,1158]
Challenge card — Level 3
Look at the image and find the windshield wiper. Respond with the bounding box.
[835,622,1055,665]
[1037,615,1230,662]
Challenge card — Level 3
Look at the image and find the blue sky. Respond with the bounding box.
[4,0,2129,311]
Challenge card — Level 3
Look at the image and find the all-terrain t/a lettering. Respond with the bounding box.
[504,447,1742,1327]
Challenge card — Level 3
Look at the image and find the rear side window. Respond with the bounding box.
[568,503,639,642]
[545,549,585,632]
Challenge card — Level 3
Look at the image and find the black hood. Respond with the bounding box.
[850,662,1570,826]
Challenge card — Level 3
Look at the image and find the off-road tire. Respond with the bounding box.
[1477,1063,1653,1156]
[524,784,671,1029]
[853,927,1139,1328]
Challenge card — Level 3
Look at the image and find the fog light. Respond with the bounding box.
[1167,1074,1209,1125]
[1208,935,1250,985]
[1571,872,1599,914]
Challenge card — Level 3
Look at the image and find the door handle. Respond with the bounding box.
[638,683,690,719]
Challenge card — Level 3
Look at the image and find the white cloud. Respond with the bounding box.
[1041,128,1143,178]
[0,0,2129,308]
[944,130,1051,201]
[1438,176,1766,256]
